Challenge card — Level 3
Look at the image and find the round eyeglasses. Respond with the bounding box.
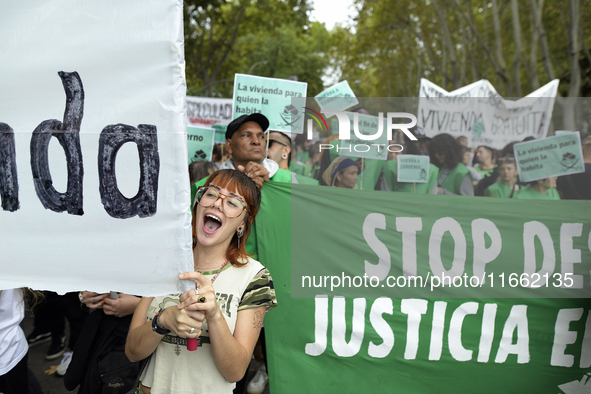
[196,186,248,219]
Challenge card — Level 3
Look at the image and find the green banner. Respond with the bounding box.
[314,80,359,112]
[256,183,591,394]
[232,74,308,133]
[290,185,590,299]
[398,155,430,183]
[339,112,388,160]
[514,134,585,182]
[187,126,215,162]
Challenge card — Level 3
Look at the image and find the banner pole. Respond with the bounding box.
[361,158,364,190]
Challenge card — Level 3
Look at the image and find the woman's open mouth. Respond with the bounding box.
[203,213,222,234]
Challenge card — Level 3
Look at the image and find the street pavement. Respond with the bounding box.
[23,310,71,394]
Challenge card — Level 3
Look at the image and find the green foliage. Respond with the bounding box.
[331,0,591,98]
[184,0,329,97]
[232,22,329,95]
[183,0,590,101]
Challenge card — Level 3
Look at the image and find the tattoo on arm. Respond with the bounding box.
[252,309,264,331]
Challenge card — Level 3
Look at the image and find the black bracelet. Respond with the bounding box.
[152,308,171,335]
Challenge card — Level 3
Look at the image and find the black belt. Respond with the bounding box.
[162,335,211,347]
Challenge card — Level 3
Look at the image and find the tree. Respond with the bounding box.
[184,0,250,97]
[329,0,590,129]
[183,0,329,97]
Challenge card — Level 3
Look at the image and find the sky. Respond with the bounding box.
[309,0,356,85]
[310,0,356,30]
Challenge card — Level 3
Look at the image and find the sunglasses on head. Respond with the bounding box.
[268,139,288,148]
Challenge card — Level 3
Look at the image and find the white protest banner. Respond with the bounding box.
[339,112,388,160]
[0,1,193,296]
[188,127,215,162]
[232,74,308,134]
[397,155,430,183]
[418,78,559,149]
[186,96,233,127]
[513,133,585,182]
[314,81,359,114]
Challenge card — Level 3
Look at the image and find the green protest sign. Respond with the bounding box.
[471,119,484,138]
[211,123,227,144]
[314,80,359,112]
[514,134,585,182]
[384,160,439,193]
[187,126,215,162]
[232,74,307,133]
[397,155,430,183]
[254,183,591,394]
[331,118,339,135]
[339,112,388,160]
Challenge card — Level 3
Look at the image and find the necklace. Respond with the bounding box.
[195,262,225,270]
[197,260,228,283]
[209,260,228,283]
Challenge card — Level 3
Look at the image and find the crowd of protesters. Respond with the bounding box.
[259,118,590,200]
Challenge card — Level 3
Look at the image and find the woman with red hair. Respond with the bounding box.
[126,169,277,394]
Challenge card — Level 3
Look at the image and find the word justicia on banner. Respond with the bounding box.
[303,297,591,370]
[304,108,417,153]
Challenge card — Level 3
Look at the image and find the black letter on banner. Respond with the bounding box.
[0,123,19,212]
[30,71,84,215]
[98,124,159,219]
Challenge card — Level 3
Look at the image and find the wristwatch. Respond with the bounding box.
[152,308,171,335]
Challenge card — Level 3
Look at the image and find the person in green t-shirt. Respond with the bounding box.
[265,131,318,186]
[461,147,482,186]
[428,133,474,196]
[383,127,437,194]
[189,161,217,186]
[514,177,560,200]
[293,133,311,164]
[383,159,439,194]
[473,145,497,178]
[267,131,293,171]
[322,157,360,188]
[381,127,434,193]
[266,131,318,186]
[304,143,321,179]
[484,156,520,198]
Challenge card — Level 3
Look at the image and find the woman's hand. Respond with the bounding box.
[177,272,220,322]
[158,301,204,339]
[81,291,108,310]
[177,271,267,383]
[102,294,141,318]
[81,292,141,318]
